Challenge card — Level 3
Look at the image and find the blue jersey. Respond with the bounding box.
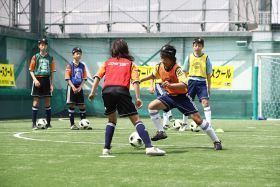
[65,61,87,86]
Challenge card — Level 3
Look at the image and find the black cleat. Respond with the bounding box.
[214,141,222,150]
[46,124,52,129]
[151,131,168,141]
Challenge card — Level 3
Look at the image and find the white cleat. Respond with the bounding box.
[146,147,166,156]
[102,148,111,155]
[179,123,188,132]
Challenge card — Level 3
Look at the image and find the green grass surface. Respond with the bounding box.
[0,118,279,187]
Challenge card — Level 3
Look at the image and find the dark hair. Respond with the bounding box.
[111,39,134,61]
[38,38,48,45]
[160,44,176,62]
[192,37,204,46]
[72,47,82,54]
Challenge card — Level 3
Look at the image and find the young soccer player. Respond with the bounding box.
[65,47,91,130]
[141,44,222,150]
[182,37,213,126]
[29,38,56,129]
[88,39,166,156]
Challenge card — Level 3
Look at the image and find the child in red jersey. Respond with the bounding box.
[88,39,165,156]
[141,44,222,150]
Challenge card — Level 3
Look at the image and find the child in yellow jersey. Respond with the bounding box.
[182,37,213,127]
[141,44,222,150]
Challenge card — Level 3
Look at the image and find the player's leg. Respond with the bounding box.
[202,98,211,126]
[44,96,52,128]
[148,98,169,141]
[32,97,40,129]
[66,85,78,130]
[191,113,222,150]
[102,112,117,155]
[179,114,189,132]
[197,81,212,126]
[129,114,165,156]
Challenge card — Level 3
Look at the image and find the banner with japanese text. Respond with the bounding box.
[0,64,16,86]
[137,66,154,88]
[211,66,234,88]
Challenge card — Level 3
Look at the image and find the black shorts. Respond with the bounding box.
[31,76,52,97]
[102,86,138,117]
[66,85,85,105]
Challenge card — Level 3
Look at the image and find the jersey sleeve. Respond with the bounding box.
[29,55,36,72]
[94,62,106,79]
[206,56,213,75]
[65,64,72,80]
[182,56,189,73]
[152,64,160,79]
[83,65,87,80]
[176,67,188,85]
[131,63,140,84]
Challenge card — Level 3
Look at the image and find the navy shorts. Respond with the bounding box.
[188,79,209,102]
[158,94,198,116]
[66,85,85,105]
[31,76,52,97]
[102,86,138,117]
[155,83,167,97]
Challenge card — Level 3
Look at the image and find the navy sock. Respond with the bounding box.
[68,107,75,126]
[32,106,38,125]
[104,123,116,149]
[45,106,51,125]
[79,108,86,120]
[135,121,152,148]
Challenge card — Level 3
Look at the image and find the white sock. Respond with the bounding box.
[162,112,168,126]
[182,115,188,124]
[200,120,219,142]
[204,106,212,126]
[149,109,164,132]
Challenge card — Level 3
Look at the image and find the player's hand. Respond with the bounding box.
[88,92,95,101]
[162,81,170,88]
[50,84,54,92]
[135,98,143,109]
[34,80,40,87]
[72,86,78,94]
[77,87,82,93]
[148,87,155,94]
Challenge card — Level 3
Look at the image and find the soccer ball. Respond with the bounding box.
[78,119,91,129]
[36,118,47,129]
[190,121,200,132]
[172,119,183,130]
[129,132,143,148]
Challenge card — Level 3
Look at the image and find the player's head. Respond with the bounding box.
[111,39,134,61]
[72,47,82,61]
[192,37,204,54]
[160,44,176,62]
[38,38,48,51]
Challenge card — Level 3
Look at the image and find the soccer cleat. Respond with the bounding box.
[168,116,175,122]
[179,123,188,132]
[32,124,38,130]
[151,131,168,141]
[214,141,222,150]
[86,126,92,130]
[163,124,170,130]
[102,148,111,155]
[46,124,52,129]
[70,125,79,130]
[146,147,166,156]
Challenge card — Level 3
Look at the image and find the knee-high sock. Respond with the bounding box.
[104,122,116,149]
[32,106,38,125]
[200,120,219,142]
[68,107,75,126]
[135,121,152,148]
[182,115,188,124]
[149,109,164,132]
[79,108,86,119]
[45,106,51,125]
[162,112,168,126]
[204,106,212,126]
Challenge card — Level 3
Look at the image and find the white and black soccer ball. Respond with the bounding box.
[190,121,200,132]
[36,118,47,129]
[172,119,183,130]
[78,119,91,129]
[129,132,143,148]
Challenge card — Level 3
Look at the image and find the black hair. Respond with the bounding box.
[111,39,134,61]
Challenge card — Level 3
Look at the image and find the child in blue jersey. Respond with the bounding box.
[141,44,222,150]
[29,38,56,130]
[65,47,91,130]
[182,38,213,127]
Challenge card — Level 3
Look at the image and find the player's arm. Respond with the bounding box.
[206,57,212,95]
[77,65,87,92]
[65,64,78,93]
[131,64,142,108]
[29,56,40,87]
[148,78,155,94]
[88,63,105,101]
[50,58,56,92]
[140,73,155,83]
